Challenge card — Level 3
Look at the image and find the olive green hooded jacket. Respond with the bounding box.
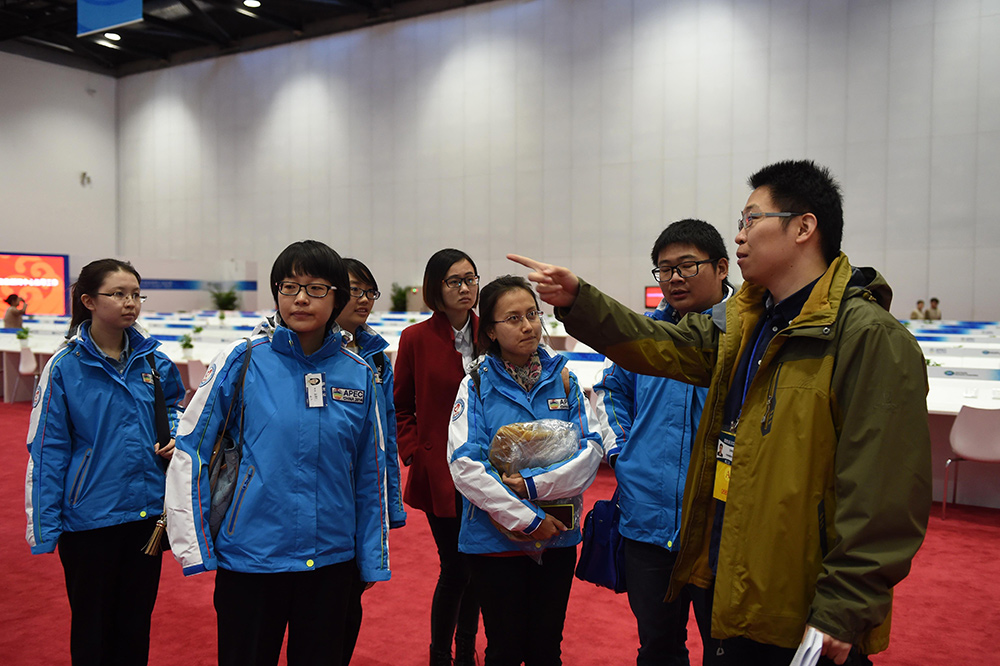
[558,254,931,652]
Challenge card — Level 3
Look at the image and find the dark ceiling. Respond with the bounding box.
[0,0,499,77]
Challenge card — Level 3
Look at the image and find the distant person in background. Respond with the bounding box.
[4,293,27,328]
[591,219,732,665]
[909,300,925,320]
[25,258,184,665]
[394,248,481,666]
[924,297,942,320]
[336,257,407,665]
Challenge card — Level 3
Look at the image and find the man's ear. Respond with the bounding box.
[794,213,820,246]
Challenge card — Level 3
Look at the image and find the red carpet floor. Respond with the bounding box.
[1,399,997,665]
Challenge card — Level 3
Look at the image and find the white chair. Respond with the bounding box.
[183,359,208,407]
[942,406,1000,519]
[12,347,39,402]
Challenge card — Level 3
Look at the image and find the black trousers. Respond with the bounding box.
[58,518,163,666]
[214,560,355,666]
[425,492,480,655]
[469,547,576,666]
[341,565,366,665]
[622,537,691,665]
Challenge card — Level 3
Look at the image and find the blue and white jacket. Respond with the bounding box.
[447,347,603,555]
[591,288,731,550]
[164,319,390,582]
[25,322,184,554]
[352,324,406,528]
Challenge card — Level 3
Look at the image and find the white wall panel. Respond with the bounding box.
[98,0,999,319]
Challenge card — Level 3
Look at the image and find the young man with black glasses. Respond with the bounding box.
[510,160,931,666]
[591,219,731,666]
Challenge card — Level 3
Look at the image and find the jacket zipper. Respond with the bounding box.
[760,362,782,436]
[69,448,94,506]
[225,466,255,535]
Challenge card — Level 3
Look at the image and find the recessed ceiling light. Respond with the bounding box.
[243,0,261,8]
[104,32,121,41]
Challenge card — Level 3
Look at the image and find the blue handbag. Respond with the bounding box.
[574,486,626,593]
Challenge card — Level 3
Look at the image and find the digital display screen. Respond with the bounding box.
[645,286,661,309]
[0,253,70,316]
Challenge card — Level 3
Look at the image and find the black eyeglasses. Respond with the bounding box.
[494,310,543,326]
[349,286,380,301]
[97,291,147,303]
[737,211,805,232]
[276,281,336,298]
[651,260,716,282]
[443,275,480,290]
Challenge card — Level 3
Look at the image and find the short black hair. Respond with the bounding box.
[342,258,378,294]
[4,294,18,306]
[477,275,539,358]
[270,240,350,329]
[748,160,844,264]
[68,259,142,337]
[650,218,729,265]
[422,248,479,312]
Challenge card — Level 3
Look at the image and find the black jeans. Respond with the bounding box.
[214,560,355,666]
[622,537,691,665]
[58,518,163,666]
[469,547,576,666]
[425,493,480,655]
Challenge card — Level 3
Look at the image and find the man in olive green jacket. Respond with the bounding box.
[511,160,931,665]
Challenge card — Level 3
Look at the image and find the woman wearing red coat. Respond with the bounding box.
[394,248,481,666]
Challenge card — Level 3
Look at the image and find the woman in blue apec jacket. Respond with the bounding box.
[25,258,184,665]
[447,275,603,666]
[335,257,406,665]
[164,241,390,666]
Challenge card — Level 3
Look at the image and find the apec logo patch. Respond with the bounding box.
[199,364,216,388]
[142,372,154,385]
[32,386,41,407]
[331,387,365,404]
[452,398,465,422]
[547,398,570,410]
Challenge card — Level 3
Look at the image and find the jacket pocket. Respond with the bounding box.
[69,448,94,506]
[225,465,255,536]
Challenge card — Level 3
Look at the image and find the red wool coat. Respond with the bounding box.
[394,311,479,517]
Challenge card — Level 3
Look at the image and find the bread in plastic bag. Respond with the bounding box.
[489,419,580,477]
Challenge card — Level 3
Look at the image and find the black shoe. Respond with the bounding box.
[429,643,453,666]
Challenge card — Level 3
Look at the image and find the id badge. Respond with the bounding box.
[305,372,327,408]
[713,429,735,502]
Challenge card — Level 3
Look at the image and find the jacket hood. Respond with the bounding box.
[251,314,346,360]
[69,320,159,361]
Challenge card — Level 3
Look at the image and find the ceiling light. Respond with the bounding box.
[243,0,261,8]
[104,32,121,41]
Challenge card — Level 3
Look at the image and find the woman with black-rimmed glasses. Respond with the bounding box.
[336,257,407,666]
[25,258,185,665]
[165,241,389,666]
[394,248,482,666]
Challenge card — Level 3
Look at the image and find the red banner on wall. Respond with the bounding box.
[0,254,69,316]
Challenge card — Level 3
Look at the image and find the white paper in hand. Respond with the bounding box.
[789,626,824,666]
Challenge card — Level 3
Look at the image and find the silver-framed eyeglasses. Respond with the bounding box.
[443,275,480,290]
[276,281,336,298]
[349,286,380,301]
[96,291,147,303]
[737,211,805,232]
[651,260,716,283]
[494,310,544,326]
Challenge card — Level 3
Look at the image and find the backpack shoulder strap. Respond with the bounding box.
[561,366,571,397]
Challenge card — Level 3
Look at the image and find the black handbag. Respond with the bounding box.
[208,338,252,540]
[574,486,627,593]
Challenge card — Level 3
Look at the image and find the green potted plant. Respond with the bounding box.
[209,285,240,311]
[179,333,194,359]
[16,327,30,348]
[389,283,408,312]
